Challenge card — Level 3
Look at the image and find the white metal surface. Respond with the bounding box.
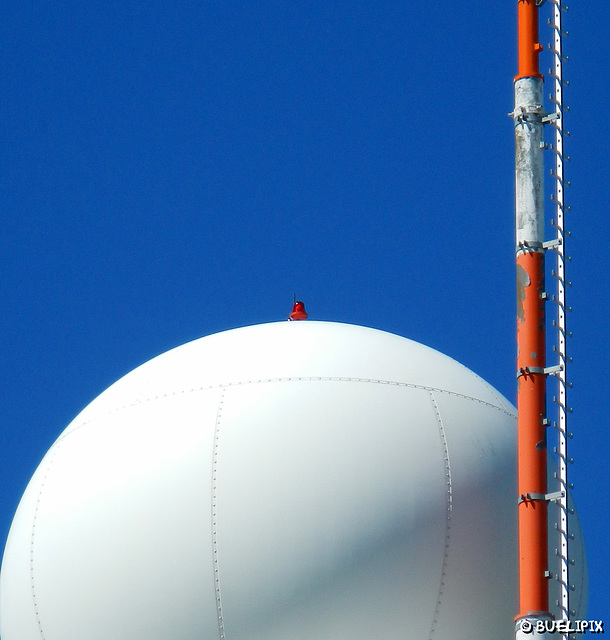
[514,76,545,249]
[0,321,585,639]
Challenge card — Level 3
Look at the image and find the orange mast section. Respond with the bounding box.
[514,0,549,623]
[516,0,544,80]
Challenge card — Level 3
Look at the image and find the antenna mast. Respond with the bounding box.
[513,0,551,636]
[513,1,572,637]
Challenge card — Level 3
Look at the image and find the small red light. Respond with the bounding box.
[289,300,308,320]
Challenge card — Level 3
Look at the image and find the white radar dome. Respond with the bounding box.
[0,321,586,639]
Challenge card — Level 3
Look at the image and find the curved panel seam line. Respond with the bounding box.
[471,371,513,414]
[211,387,226,640]
[57,378,515,443]
[427,391,453,640]
[29,441,68,640]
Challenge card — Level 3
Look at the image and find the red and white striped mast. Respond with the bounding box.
[513,0,552,636]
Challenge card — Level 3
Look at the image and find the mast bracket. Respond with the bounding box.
[542,239,562,250]
[517,364,563,378]
[509,104,548,127]
[542,113,560,124]
[518,490,565,505]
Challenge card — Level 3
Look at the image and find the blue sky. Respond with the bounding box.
[1,1,607,623]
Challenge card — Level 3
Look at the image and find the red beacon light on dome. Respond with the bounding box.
[289,299,308,321]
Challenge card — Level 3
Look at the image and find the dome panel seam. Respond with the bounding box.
[54,377,515,445]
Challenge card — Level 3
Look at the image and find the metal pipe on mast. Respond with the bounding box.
[513,0,552,636]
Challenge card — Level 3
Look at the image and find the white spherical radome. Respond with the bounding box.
[0,321,585,639]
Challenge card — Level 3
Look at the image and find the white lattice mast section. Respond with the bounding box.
[548,0,571,632]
